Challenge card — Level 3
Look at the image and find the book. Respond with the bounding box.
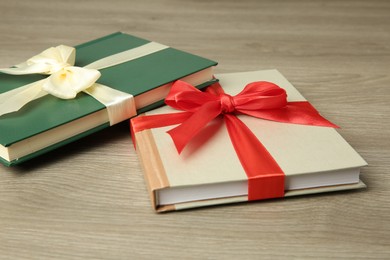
[131,70,367,212]
[0,32,217,166]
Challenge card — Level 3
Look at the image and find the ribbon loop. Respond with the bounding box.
[233,81,288,110]
[0,45,76,75]
[27,45,76,74]
[165,80,217,112]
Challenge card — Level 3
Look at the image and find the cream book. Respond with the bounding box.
[131,70,367,212]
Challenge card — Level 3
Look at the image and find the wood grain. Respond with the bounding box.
[0,0,389,259]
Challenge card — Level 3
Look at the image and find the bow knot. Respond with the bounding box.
[219,93,235,113]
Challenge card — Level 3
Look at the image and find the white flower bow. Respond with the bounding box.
[0,41,169,124]
[1,45,101,99]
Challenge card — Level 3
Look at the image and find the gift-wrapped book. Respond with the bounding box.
[0,32,217,166]
[131,70,367,212]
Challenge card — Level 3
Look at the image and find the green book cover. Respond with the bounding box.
[0,32,217,166]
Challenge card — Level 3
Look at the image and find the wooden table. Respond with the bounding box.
[0,0,389,259]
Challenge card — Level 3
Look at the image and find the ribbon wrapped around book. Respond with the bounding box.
[131,80,339,201]
[0,42,169,125]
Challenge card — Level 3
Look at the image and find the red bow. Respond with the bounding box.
[131,80,338,200]
[165,80,338,153]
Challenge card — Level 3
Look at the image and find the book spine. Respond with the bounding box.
[134,129,170,209]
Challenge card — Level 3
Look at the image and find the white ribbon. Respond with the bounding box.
[0,42,169,125]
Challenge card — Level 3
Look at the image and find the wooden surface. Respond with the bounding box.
[0,0,389,259]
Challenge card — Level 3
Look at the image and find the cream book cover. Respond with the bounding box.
[132,70,367,212]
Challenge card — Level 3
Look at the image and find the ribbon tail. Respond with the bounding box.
[131,111,193,133]
[0,79,47,116]
[240,101,339,128]
[0,62,51,75]
[224,114,285,200]
[167,101,222,153]
[130,111,194,149]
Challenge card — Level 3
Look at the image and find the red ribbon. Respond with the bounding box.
[131,80,338,201]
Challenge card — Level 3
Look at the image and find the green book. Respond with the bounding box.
[0,32,217,166]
